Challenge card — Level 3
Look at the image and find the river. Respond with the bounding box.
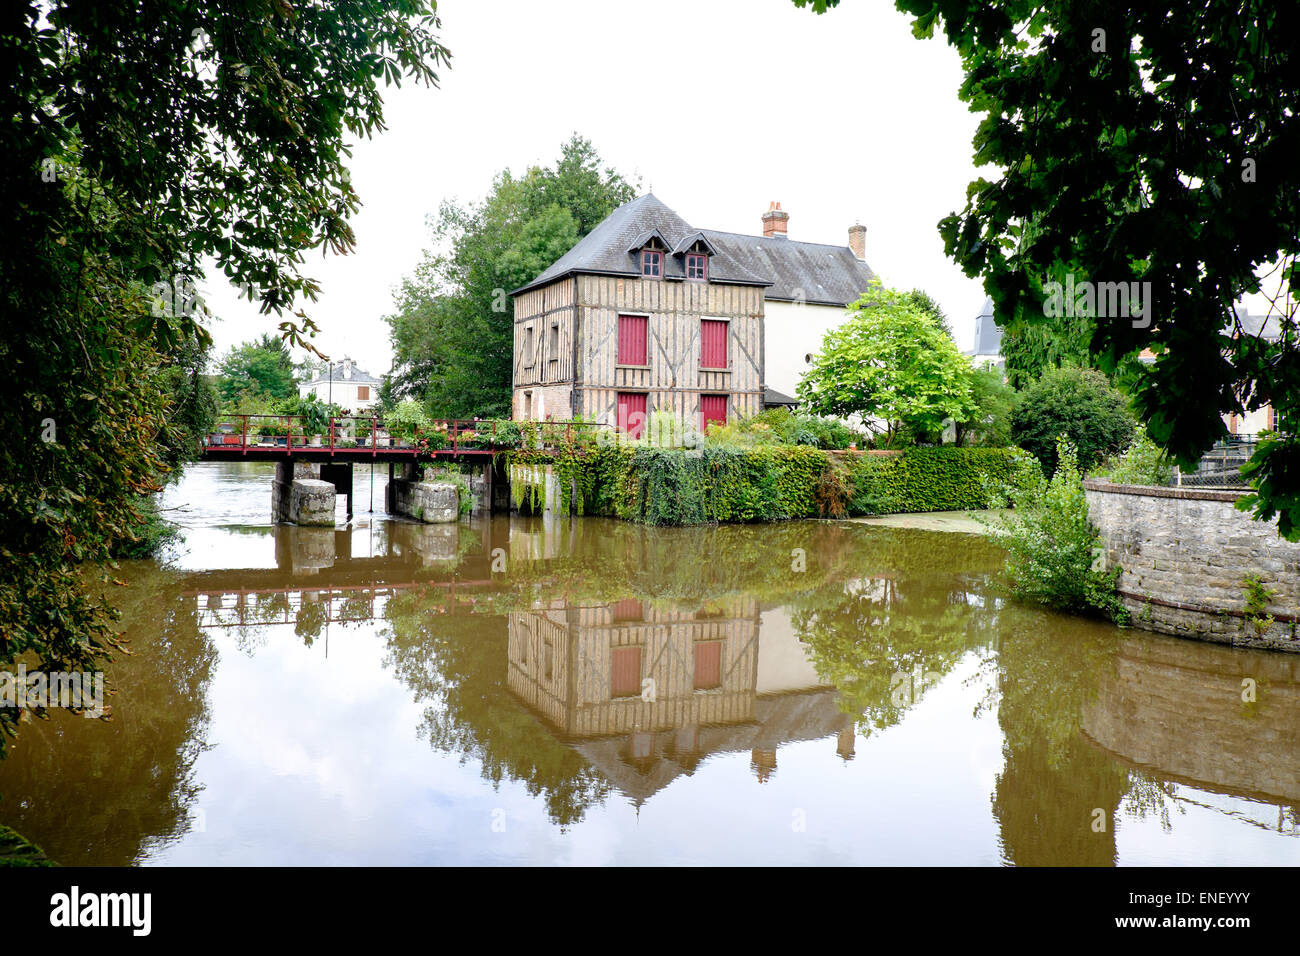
[0,460,1296,865]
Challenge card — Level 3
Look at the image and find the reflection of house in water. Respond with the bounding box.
[508,597,854,803]
[1082,636,1300,810]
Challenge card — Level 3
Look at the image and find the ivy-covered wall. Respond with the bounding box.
[510,445,1028,526]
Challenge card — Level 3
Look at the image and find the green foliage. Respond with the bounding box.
[707,408,864,450]
[109,495,184,559]
[1000,312,1095,392]
[846,447,1033,515]
[385,135,637,418]
[798,279,976,443]
[0,0,448,754]
[384,399,432,444]
[983,440,1128,623]
[1095,425,1173,486]
[216,334,296,405]
[903,288,953,340]
[794,0,1300,536]
[1241,574,1276,638]
[955,363,1015,447]
[0,824,53,867]
[1011,366,1136,474]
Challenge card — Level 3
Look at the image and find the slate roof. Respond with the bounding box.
[305,362,382,387]
[513,193,875,306]
[1230,305,1285,341]
[968,296,1004,357]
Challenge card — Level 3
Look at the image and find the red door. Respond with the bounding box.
[700,394,727,430]
[618,392,647,439]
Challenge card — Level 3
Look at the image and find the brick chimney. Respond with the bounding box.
[761,201,789,238]
[848,222,867,261]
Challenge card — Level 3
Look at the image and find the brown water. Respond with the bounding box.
[0,461,1296,865]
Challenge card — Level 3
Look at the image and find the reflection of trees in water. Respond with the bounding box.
[0,564,216,865]
[381,593,610,827]
[988,611,1129,866]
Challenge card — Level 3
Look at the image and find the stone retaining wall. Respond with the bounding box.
[1084,480,1300,652]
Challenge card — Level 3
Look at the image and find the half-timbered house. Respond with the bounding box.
[509,194,874,434]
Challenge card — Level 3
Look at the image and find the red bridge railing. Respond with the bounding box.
[201,415,604,457]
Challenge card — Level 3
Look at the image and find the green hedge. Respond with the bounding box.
[512,444,1025,525]
[847,447,1030,515]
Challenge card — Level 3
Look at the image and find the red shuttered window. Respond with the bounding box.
[617,314,648,366]
[694,642,722,690]
[700,394,727,430]
[617,392,648,439]
[611,646,642,698]
[700,319,727,369]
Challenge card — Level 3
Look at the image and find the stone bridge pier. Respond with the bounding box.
[272,460,351,526]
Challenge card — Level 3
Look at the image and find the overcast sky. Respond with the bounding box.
[202,0,997,375]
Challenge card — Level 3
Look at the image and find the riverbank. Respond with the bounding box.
[844,509,1007,534]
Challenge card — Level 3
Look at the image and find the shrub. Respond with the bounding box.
[1011,366,1135,473]
[846,447,1033,515]
[384,399,431,444]
[983,439,1128,622]
[955,363,1015,447]
[1094,424,1173,486]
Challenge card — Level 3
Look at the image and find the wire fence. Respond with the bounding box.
[1171,437,1258,489]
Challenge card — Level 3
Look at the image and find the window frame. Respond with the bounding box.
[640,249,663,278]
[685,253,709,281]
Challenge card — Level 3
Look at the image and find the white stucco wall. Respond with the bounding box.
[762,299,854,399]
[299,380,379,413]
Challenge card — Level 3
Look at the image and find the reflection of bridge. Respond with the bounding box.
[181,579,494,630]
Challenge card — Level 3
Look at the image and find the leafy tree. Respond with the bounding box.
[1000,311,1094,391]
[793,0,1300,538]
[0,2,448,751]
[904,288,953,339]
[1010,366,1135,474]
[955,363,1015,447]
[385,135,637,418]
[217,334,297,405]
[798,280,976,443]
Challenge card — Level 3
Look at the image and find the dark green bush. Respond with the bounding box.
[847,447,1033,515]
[1011,366,1136,473]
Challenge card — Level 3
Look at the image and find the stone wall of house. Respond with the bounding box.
[1084,480,1300,651]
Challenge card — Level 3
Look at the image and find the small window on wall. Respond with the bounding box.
[524,326,535,366]
[641,250,662,277]
[356,385,370,401]
[686,253,708,281]
[549,323,560,361]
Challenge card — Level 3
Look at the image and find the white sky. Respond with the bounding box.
[200,0,995,375]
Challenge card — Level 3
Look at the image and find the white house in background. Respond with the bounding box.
[739,201,877,403]
[298,358,381,412]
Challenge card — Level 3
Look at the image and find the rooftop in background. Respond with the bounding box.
[513,193,875,307]
[302,360,382,387]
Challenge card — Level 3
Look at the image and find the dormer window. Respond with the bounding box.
[641,250,662,277]
[686,253,708,281]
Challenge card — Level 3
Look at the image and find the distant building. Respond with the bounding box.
[298,358,381,412]
[509,193,875,433]
[965,296,1004,370]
